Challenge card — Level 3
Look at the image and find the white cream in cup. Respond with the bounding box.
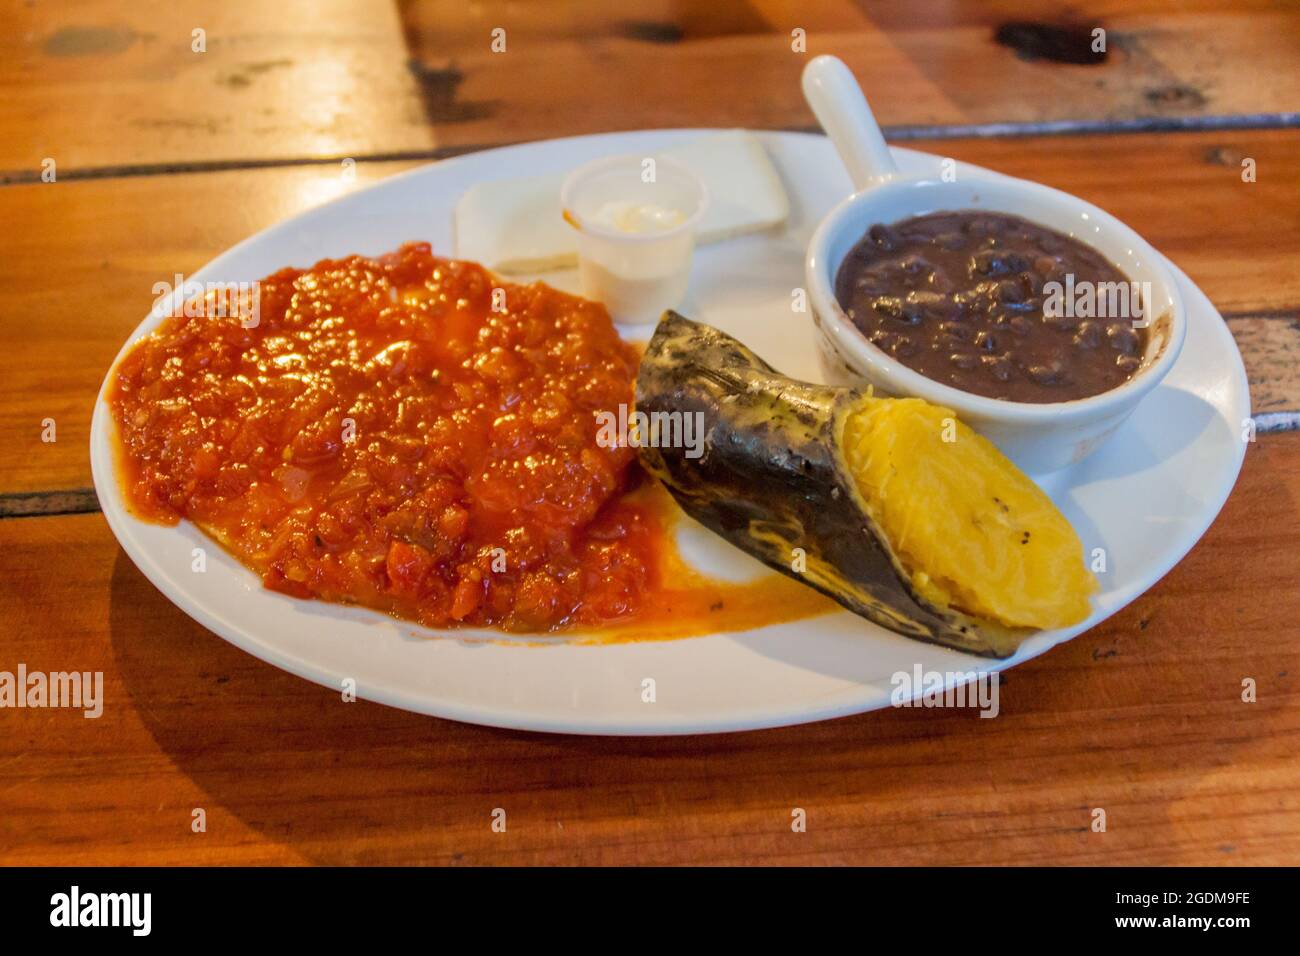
[560,154,708,324]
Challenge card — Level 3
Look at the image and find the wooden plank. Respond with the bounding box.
[0,0,436,173]
[0,489,99,519]
[6,1,1298,175]
[2,129,1297,497]
[1,432,1296,865]
[1226,316,1300,431]
[399,0,1300,150]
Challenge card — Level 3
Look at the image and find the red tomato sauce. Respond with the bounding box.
[111,243,660,631]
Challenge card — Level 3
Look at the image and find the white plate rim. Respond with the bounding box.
[88,129,1251,735]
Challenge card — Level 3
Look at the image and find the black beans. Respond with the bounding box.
[1026,360,1069,386]
[834,210,1150,403]
[1045,310,1084,330]
[996,277,1029,303]
[1007,315,1034,337]
[981,354,1014,381]
[868,223,899,251]
[1073,321,1101,348]
[897,254,930,275]
[938,321,973,341]
[872,296,904,320]
[971,249,1030,277]
[1107,325,1140,354]
[869,330,917,357]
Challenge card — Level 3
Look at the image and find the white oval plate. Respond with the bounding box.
[90,130,1250,735]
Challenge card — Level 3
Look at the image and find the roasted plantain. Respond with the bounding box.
[635,311,1097,658]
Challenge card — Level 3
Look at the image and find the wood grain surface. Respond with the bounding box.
[6,0,1297,177]
[1,0,1298,867]
[1,433,1296,865]
[0,0,435,174]
[397,0,1300,145]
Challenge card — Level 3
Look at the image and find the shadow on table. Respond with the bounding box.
[104,549,998,863]
[107,455,1286,865]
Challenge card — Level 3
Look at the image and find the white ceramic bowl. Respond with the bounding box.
[802,56,1186,473]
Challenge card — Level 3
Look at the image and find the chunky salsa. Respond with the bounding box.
[112,242,667,631]
[113,243,835,638]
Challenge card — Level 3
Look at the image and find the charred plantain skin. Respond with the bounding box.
[635,311,1029,658]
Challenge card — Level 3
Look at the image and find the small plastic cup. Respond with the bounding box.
[560,154,708,323]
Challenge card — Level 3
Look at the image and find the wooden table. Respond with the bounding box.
[2,0,1298,866]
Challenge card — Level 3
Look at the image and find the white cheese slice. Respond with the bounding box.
[453,130,790,274]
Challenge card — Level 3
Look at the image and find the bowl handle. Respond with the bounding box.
[802,55,898,191]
